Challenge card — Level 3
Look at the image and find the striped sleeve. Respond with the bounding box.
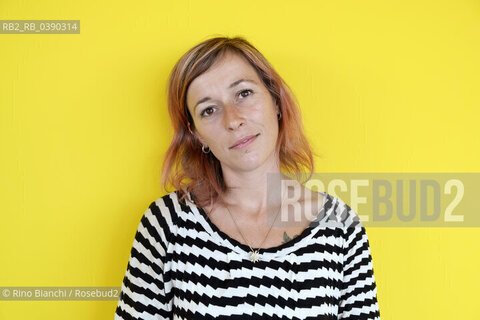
[114,200,174,320]
[338,213,380,319]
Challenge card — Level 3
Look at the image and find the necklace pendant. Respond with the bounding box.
[250,250,261,263]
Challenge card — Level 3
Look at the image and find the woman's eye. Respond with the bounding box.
[238,89,253,99]
[200,106,215,117]
[199,90,253,118]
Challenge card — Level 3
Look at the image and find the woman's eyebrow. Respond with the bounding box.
[194,79,257,111]
[228,78,256,89]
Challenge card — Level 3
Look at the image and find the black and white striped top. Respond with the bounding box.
[114,190,380,319]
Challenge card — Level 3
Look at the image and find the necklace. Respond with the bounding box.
[225,195,285,263]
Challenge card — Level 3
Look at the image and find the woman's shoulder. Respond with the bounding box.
[151,189,188,207]
[146,189,197,225]
[315,191,364,230]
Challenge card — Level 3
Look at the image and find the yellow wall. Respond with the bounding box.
[1,0,479,319]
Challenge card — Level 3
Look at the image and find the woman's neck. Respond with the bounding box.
[219,166,290,221]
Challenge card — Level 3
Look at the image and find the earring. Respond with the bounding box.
[202,145,210,154]
[277,112,282,120]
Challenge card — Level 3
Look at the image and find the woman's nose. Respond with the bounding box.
[223,104,244,130]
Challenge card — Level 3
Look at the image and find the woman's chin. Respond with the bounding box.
[224,156,276,173]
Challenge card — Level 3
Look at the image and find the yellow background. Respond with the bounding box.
[1,0,479,319]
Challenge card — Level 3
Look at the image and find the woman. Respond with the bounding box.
[115,36,380,319]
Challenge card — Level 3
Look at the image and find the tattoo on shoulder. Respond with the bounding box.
[282,231,299,244]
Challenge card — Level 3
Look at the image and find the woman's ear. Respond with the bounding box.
[195,133,207,146]
[187,121,194,135]
[187,122,207,146]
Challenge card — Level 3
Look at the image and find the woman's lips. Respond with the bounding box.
[230,134,259,149]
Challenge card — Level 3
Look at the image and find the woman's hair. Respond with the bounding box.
[161,35,316,208]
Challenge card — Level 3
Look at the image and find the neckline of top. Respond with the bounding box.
[189,191,334,259]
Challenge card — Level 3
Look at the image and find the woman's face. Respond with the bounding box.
[186,51,280,174]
